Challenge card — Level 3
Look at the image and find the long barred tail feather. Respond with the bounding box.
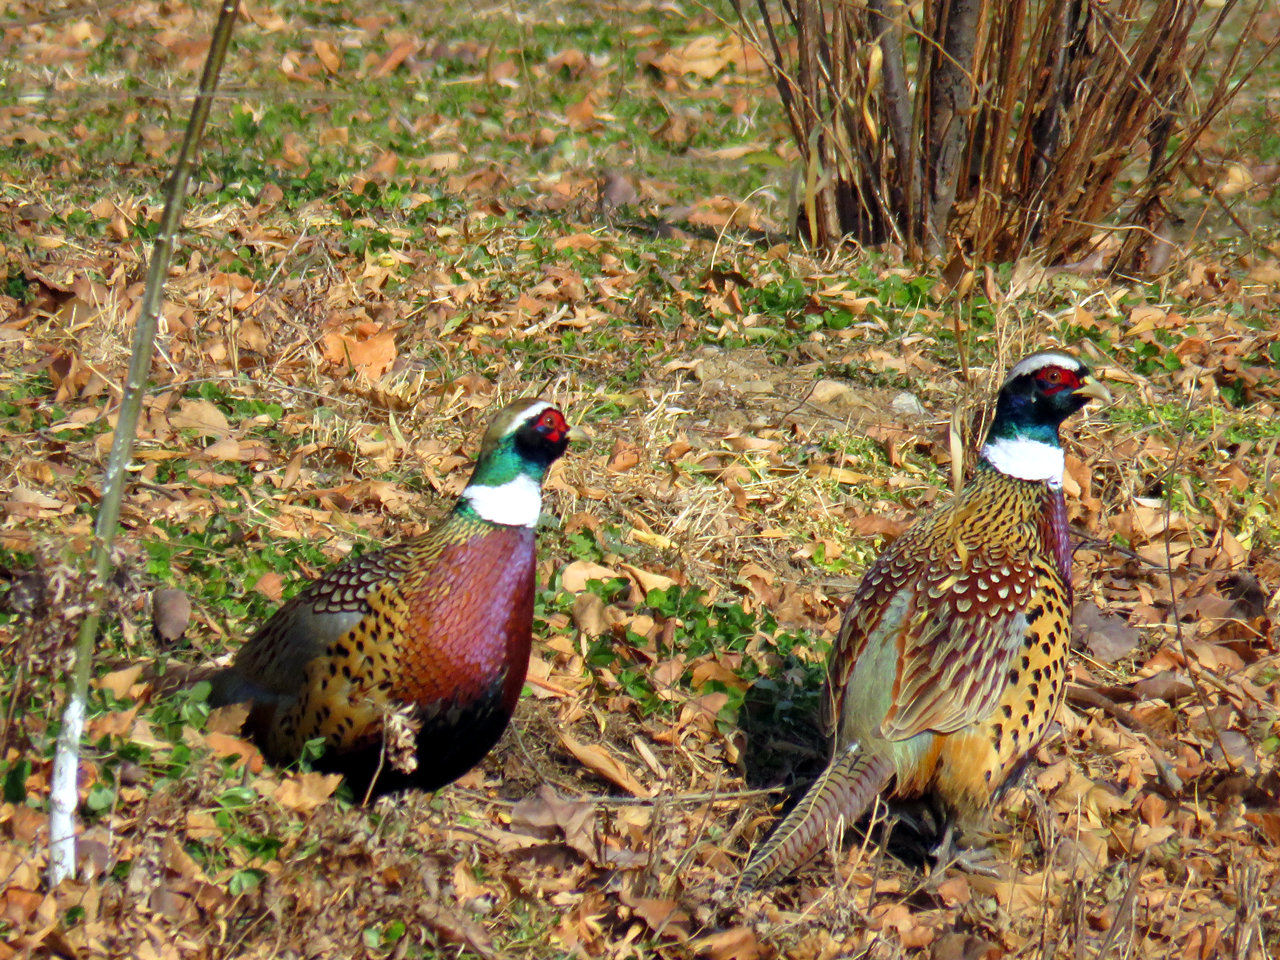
[739,742,894,889]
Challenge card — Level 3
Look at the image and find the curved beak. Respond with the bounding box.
[1076,374,1111,405]
[566,424,590,443]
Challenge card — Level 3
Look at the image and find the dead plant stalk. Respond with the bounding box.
[46,0,243,887]
[731,0,1279,269]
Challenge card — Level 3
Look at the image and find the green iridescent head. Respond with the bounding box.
[987,351,1110,446]
[981,351,1110,483]
[461,399,574,526]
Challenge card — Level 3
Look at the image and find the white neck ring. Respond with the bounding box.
[980,436,1064,486]
[463,474,543,526]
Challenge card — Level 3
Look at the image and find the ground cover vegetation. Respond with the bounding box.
[2,0,1280,957]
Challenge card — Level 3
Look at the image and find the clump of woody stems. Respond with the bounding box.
[732,0,1279,269]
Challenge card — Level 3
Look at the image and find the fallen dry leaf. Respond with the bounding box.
[559,731,651,798]
[561,560,621,592]
[269,772,342,815]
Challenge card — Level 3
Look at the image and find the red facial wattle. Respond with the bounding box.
[538,409,569,443]
[1037,366,1081,395]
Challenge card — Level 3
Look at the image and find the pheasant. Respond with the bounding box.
[741,351,1109,887]
[208,398,577,796]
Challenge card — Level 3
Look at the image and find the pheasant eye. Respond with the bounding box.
[1036,366,1080,392]
[534,409,568,440]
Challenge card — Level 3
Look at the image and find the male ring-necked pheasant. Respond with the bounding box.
[741,351,1109,887]
[208,399,576,796]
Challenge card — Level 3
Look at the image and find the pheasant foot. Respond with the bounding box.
[929,822,1003,878]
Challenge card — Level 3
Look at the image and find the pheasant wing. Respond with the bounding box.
[231,539,426,697]
[879,553,1034,739]
[828,543,1037,743]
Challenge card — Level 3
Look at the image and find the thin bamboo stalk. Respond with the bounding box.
[46,0,242,888]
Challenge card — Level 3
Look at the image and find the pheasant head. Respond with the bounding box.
[980,351,1110,485]
[461,399,576,527]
